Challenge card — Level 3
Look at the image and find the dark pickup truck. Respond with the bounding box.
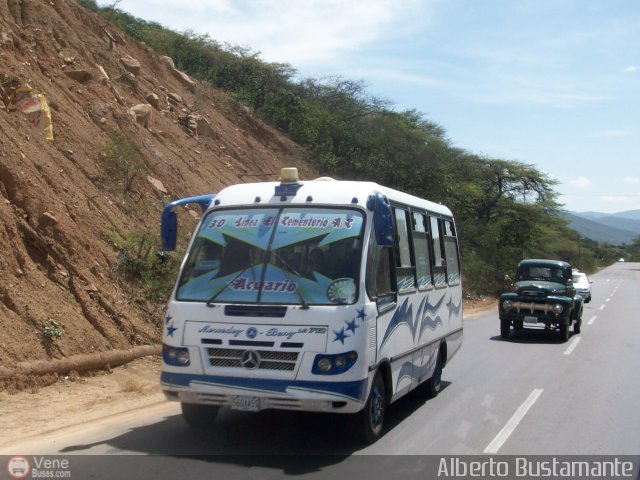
[499,259,583,342]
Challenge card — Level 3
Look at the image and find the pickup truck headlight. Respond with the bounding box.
[502,299,514,312]
[552,304,564,316]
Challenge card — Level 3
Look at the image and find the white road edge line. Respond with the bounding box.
[587,315,597,325]
[484,389,543,454]
[564,337,581,355]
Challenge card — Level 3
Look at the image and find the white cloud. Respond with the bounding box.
[623,66,640,73]
[120,0,428,67]
[345,67,442,87]
[599,195,640,210]
[624,177,640,184]
[569,177,592,189]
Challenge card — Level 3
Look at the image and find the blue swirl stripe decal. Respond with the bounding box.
[397,361,414,388]
[446,296,462,321]
[380,291,450,350]
[395,356,436,391]
[416,295,445,338]
[379,299,414,349]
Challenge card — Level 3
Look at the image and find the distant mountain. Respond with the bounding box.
[613,210,640,221]
[562,210,640,245]
[572,211,609,221]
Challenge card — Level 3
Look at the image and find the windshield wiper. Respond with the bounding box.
[267,250,310,310]
[206,267,251,306]
[207,249,261,307]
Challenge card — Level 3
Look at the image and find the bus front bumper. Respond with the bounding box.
[161,371,368,414]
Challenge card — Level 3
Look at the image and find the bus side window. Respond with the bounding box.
[393,207,416,292]
[376,247,394,295]
[429,216,447,287]
[442,219,460,285]
[366,239,397,313]
[412,212,433,290]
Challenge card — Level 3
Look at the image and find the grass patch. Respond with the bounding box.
[117,376,148,394]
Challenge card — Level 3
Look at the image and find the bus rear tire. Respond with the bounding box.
[181,402,219,428]
[355,371,386,444]
[424,351,443,398]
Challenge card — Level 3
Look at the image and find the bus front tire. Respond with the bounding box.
[181,402,219,428]
[355,371,386,444]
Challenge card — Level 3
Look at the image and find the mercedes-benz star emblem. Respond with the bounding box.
[246,327,258,339]
[241,350,260,369]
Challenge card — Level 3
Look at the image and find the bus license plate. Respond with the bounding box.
[232,395,260,412]
[524,316,538,324]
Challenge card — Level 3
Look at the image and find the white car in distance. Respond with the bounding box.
[572,271,592,303]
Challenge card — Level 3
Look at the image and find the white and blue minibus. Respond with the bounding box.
[160,168,463,443]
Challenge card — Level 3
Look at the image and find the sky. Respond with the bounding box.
[114,0,640,214]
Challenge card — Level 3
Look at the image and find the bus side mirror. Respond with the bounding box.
[161,210,178,251]
[160,194,216,251]
[367,193,393,247]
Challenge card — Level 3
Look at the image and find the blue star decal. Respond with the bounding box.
[167,323,178,337]
[345,318,359,334]
[165,315,173,324]
[333,327,349,344]
[356,308,366,321]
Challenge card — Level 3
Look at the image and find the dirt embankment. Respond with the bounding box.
[0,0,316,374]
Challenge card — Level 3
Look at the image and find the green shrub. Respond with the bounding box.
[111,231,180,301]
[41,319,65,340]
[101,131,145,196]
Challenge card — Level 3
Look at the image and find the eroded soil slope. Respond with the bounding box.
[0,0,316,368]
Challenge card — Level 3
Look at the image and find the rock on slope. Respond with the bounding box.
[0,0,315,368]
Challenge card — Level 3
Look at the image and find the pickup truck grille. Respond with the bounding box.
[509,301,557,314]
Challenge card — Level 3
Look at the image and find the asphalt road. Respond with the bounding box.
[6,262,640,478]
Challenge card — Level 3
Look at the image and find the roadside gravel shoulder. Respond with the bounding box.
[0,356,164,451]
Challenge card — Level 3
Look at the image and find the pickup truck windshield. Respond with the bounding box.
[176,207,364,305]
[517,263,570,284]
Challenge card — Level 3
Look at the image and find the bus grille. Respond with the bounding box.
[206,348,299,371]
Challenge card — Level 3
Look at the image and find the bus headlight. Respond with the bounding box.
[317,358,332,372]
[163,344,191,366]
[312,351,358,375]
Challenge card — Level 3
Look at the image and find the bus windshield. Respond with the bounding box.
[176,207,365,305]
